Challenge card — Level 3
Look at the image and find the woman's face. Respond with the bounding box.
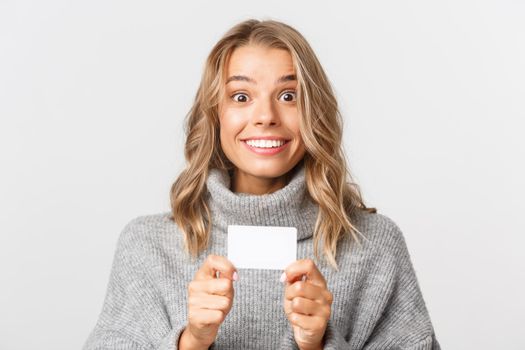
[218,45,306,193]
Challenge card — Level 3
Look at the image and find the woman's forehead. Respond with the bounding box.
[225,45,295,78]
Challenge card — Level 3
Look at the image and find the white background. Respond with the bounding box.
[1,0,524,349]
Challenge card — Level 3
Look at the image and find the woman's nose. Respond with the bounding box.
[251,98,280,127]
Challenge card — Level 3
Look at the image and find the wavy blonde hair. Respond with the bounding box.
[169,19,377,270]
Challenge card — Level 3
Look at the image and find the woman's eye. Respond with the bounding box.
[280,91,296,102]
[232,93,249,103]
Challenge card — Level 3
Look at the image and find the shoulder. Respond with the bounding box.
[120,211,173,233]
[348,208,410,258]
[114,211,181,258]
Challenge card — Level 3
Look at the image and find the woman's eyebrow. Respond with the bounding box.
[226,75,255,84]
[225,74,296,85]
[276,74,296,84]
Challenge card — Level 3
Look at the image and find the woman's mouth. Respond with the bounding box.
[241,139,291,155]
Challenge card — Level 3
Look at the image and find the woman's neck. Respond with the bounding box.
[206,162,319,241]
[231,169,289,195]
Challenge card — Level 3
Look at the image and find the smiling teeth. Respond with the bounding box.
[246,139,286,148]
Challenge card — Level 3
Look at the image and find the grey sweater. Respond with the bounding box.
[83,164,440,349]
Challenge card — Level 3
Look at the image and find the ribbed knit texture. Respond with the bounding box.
[83,164,440,350]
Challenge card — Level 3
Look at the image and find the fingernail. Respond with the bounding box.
[233,271,238,281]
[280,272,287,283]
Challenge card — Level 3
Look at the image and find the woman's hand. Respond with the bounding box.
[180,255,238,349]
[282,259,333,350]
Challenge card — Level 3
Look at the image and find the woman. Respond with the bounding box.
[84,19,440,350]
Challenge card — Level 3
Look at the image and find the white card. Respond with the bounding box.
[227,225,297,270]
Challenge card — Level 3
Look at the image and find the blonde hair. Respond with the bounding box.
[169,19,377,270]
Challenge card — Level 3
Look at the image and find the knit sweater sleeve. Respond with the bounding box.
[283,216,440,350]
[358,218,440,350]
[83,218,185,350]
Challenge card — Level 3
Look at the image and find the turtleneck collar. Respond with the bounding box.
[206,163,319,241]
